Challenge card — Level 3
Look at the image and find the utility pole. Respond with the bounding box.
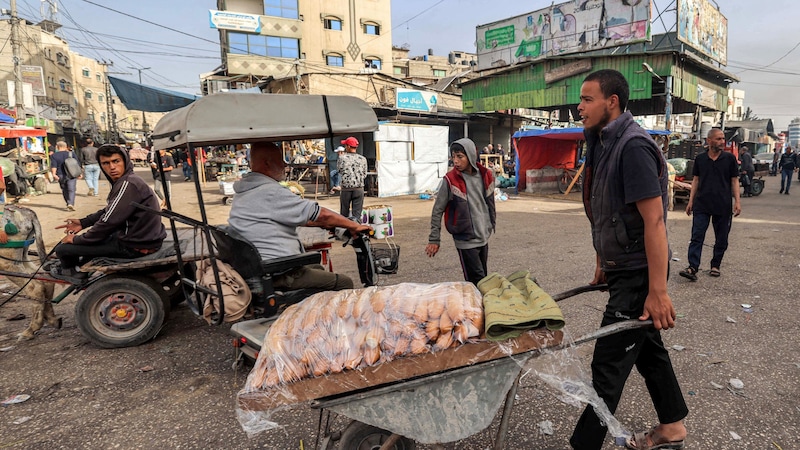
[99,61,116,143]
[9,0,25,120]
[128,66,150,133]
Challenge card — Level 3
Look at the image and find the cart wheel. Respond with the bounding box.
[338,421,416,450]
[75,276,167,348]
[751,179,764,196]
[33,176,48,194]
[222,196,233,206]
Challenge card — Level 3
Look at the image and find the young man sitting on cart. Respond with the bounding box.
[228,141,371,292]
[50,145,166,284]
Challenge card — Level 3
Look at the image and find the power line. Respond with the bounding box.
[79,0,219,45]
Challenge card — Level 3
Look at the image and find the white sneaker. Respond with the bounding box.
[66,205,75,211]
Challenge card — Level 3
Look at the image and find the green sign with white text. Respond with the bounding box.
[484,26,515,49]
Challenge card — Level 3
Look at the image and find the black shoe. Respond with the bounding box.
[679,267,698,282]
[780,189,784,194]
[786,192,790,195]
[49,266,89,284]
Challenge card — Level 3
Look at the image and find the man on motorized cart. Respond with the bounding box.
[228,141,371,292]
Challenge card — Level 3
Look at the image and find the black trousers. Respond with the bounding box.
[55,235,144,269]
[339,188,364,219]
[570,268,688,450]
[456,244,488,285]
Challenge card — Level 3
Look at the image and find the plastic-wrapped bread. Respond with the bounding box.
[244,282,485,392]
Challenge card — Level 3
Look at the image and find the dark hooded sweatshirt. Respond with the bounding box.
[428,138,496,250]
[73,149,166,251]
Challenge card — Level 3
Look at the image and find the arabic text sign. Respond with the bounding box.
[209,10,262,33]
[677,0,727,65]
[396,89,438,113]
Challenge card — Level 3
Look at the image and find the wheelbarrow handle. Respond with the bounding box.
[571,319,653,347]
[552,283,608,302]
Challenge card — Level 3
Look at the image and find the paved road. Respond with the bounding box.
[0,169,798,449]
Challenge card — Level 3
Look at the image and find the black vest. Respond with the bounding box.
[583,112,669,271]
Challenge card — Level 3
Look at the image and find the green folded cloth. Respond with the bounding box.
[477,271,566,341]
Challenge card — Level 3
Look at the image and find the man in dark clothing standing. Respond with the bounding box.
[680,128,741,281]
[149,148,175,208]
[779,146,798,194]
[739,145,755,197]
[51,145,166,283]
[571,69,687,450]
[50,140,79,211]
[336,136,367,218]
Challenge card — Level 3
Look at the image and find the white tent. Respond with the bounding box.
[374,124,449,197]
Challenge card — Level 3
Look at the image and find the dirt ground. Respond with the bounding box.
[0,169,798,449]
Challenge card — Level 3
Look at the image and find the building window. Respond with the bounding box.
[364,58,381,69]
[100,113,106,123]
[56,52,65,65]
[228,32,299,59]
[326,54,344,67]
[59,79,66,91]
[98,94,104,103]
[96,73,102,82]
[264,0,298,19]
[85,90,93,100]
[394,67,407,76]
[324,18,342,31]
[433,69,446,77]
[82,68,90,77]
[363,23,380,35]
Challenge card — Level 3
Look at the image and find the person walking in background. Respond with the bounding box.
[336,137,367,218]
[770,147,780,176]
[572,69,687,450]
[426,138,495,285]
[680,128,741,281]
[80,137,100,197]
[739,145,755,197]
[50,140,79,211]
[779,146,797,194]
[328,145,344,195]
[148,148,175,208]
[178,148,192,182]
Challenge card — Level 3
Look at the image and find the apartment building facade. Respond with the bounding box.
[207,0,393,91]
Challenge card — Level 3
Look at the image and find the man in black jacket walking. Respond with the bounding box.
[51,145,166,283]
[779,146,798,194]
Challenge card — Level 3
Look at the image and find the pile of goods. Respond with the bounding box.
[246,282,484,390]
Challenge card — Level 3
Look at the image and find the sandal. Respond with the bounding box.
[709,268,721,277]
[678,267,698,282]
[626,427,685,449]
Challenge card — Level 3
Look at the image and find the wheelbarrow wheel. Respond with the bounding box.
[338,421,416,450]
[75,276,167,348]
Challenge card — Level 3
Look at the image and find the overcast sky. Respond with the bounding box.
[15,0,800,130]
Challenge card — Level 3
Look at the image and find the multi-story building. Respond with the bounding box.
[788,118,800,149]
[205,0,393,92]
[70,52,109,133]
[391,47,477,89]
[0,18,75,121]
[727,88,745,122]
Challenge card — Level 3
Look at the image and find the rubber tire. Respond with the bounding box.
[75,276,167,349]
[33,176,48,194]
[338,421,416,450]
[557,172,569,194]
[750,179,764,196]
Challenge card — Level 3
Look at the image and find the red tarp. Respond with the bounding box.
[0,126,47,138]
[513,129,582,191]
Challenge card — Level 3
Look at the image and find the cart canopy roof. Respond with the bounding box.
[152,93,379,150]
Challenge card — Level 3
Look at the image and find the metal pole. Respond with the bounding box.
[665,75,673,131]
[128,67,150,134]
[9,0,25,120]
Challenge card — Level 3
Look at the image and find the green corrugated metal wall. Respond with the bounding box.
[462,54,729,113]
